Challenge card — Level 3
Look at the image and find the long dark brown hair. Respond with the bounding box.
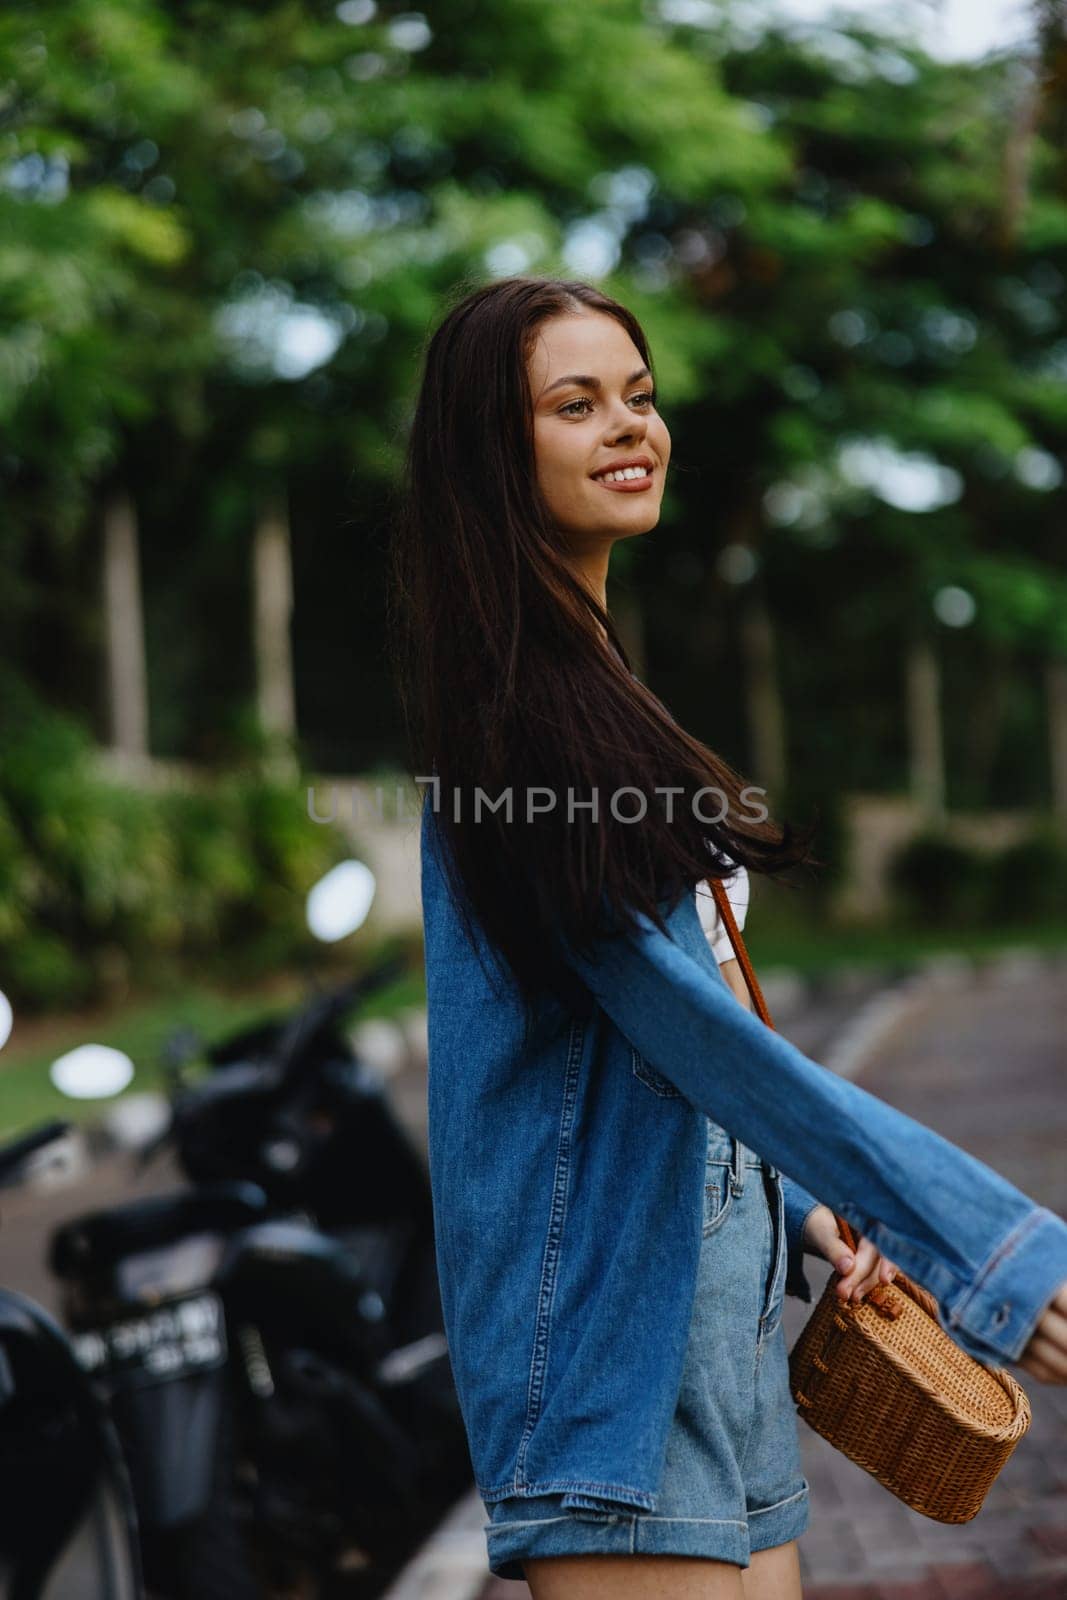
[388,275,820,1014]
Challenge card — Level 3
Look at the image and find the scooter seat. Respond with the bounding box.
[49,1180,270,1278]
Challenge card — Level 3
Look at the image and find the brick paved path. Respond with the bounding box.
[479,955,1067,1599]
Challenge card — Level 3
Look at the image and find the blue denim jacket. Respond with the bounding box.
[419,795,1067,1515]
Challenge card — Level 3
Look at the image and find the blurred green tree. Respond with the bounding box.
[1,0,1065,836]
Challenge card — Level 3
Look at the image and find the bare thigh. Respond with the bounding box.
[522,1539,803,1600]
[523,1553,746,1599]
[741,1539,803,1600]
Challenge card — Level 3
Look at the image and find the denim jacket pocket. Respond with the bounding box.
[630,1045,683,1099]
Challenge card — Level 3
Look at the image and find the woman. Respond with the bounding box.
[389,275,1067,1599]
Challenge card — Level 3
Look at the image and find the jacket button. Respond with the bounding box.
[993,1303,1011,1329]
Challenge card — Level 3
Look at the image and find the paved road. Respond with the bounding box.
[476,956,1067,1600]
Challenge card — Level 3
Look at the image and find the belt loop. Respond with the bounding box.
[730,1136,744,1195]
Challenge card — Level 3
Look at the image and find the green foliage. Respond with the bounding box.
[3,0,1067,819]
[886,825,1067,929]
[0,706,352,1011]
[987,825,1067,924]
[888,831,994,927]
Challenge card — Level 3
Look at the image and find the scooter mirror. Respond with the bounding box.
[305,858,376,942]
[0,988,11,1051]
[49,1043,135,1099]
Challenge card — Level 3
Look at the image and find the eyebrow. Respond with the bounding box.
[541,365,652,397]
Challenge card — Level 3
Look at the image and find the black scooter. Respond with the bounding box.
[49,946,472,1598]
[0,1120,143,1600]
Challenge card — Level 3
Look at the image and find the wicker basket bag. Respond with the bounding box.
[708,877,1032,1523]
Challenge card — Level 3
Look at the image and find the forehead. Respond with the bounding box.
[526,312,643,394]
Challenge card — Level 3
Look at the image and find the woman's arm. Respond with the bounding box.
[717,956,751,1010]
[557,903,1067,1368]
[718,958,890,1307]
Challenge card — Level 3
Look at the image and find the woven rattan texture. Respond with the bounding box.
[788,1275,1031,1522]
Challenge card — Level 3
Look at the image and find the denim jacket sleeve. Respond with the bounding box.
[558,903,1067,1368]
[778,1173,823,1303]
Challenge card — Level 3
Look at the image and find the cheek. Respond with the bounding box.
[535,429,589,496]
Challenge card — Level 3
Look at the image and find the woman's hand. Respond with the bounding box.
[804,1215,1067,1383]
[1017,1282,1067,1383]
[802,1203,897,1305]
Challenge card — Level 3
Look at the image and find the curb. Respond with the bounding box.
[379,1489,490,1600]
[777,946,1067,1083]
[822,973,932,1082]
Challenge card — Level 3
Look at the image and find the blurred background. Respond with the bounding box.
[0,0,1062,1126]
[3,0,1067,1118]
[3,6,1067,1597]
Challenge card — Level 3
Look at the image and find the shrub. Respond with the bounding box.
[887,831,993,928]
[0,709,354,1011]
[986,825,1067,926]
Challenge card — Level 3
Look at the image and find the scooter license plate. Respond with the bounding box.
[73,1290,227,1387]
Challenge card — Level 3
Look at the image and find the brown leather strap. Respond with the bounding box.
[708,877,773,1029]
[707,876,944,1316]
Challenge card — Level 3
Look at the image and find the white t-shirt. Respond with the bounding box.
[694,862,749,965]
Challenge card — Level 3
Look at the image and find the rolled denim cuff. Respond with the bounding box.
[780,1172,820,1304]
[937,1205,1067,1366]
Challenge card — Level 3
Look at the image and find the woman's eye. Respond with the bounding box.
[559,391,657,417]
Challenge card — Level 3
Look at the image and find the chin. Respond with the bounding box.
[611,518,658,543]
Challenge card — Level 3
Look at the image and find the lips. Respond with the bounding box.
[594,474,653,492]
[590,455,654,482]
[590,456,655,494]
[592,468,654,494]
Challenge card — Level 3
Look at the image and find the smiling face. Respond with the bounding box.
[526,311,671,565]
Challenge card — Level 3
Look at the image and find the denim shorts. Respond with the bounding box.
[483,1117,810,1579]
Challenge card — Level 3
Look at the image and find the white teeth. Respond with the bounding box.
[596,466,651,483]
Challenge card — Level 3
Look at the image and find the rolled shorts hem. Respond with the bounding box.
[748,1481,811,1553]
[483,1482,809,1581]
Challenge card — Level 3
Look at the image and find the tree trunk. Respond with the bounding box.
[102,487,149,768]
[252,489,298,780]
[965,642,1009,804]
[740,583,787,804]
[906,630,946,823]
[1047,656,1067,841]
[997,57,1040,253]
[716,496,789,803]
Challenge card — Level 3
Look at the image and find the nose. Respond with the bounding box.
[603,400,648,446]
